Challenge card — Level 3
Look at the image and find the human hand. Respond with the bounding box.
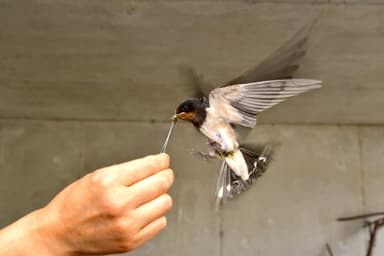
[0,153,174,255]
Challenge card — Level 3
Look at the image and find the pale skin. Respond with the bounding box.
[0,153,174,256]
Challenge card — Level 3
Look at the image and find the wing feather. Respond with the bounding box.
[209,79,321,128]
[223,16,319,86]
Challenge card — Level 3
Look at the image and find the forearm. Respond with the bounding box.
[0,154,173,255]
[0,208,68,256]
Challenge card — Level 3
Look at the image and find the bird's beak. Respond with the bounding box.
[172,112,185,121]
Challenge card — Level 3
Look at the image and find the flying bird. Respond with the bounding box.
[170,18,321,204]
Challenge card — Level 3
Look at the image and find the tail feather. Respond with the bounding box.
[241,145,272,182]
[216,145,273,206]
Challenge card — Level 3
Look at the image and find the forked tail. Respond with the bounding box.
[216,145,273,206]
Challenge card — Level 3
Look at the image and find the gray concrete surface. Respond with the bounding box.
[0,121,84,225]
[1,1,384,124]
[223,125,365,256]
[1,121,383,256]
[1,1,384,256]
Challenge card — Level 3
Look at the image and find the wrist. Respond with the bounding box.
[0,207,72,256]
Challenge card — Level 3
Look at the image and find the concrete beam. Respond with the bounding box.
[0,2,384,124]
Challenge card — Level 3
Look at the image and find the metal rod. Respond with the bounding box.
[337,212,384,222]
[326,243,334,256]
[160,120,176,153]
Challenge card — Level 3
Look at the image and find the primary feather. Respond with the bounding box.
[209,79,322,128]
[224,15,318,85]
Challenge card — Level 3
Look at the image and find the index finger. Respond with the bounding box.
[106,153,170,186]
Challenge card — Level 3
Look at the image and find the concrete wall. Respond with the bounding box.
[1,1,383,256]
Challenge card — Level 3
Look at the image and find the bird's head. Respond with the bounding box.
[172,98,204,123]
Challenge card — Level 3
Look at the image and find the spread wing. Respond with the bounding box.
[223,16,318,85]
[180,16,319,100]
[179,65,211,98]
[208,79,321,128]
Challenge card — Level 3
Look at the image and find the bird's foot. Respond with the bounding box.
[191,149,216,160]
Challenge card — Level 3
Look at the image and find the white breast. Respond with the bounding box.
[199,108,238,152]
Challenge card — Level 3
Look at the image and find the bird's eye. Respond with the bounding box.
[181,106,189,112]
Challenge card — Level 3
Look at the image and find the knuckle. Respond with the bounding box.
[90,168,116,188]
[114,218,138,239]
[100,190,124,216]
[89,169,104,185]
[115,222,140,250]
[113,218,128,234]
[123,192,137,208]
[119,240,138,252]
[89,170,123,217]
[116,238,136,252]
[114,218,129,233]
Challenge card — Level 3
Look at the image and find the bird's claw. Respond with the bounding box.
[191,149,216,160]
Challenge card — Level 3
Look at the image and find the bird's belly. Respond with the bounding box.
[200,121,238,153]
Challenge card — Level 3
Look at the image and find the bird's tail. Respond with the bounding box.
[240,145,272,183]
[216,145,273,206]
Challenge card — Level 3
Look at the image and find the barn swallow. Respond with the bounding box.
[173,79,321,200]
[169,17,321,204]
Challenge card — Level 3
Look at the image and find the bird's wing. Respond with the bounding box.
[208,79,321,128]
[179,65,211,98]
[223,16,318,86]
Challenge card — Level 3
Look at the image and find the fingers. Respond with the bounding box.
[123,169,174,208]
[134,216,167,248]
[52,154,174,255]
[134,193,172,230]
[104,153,170,186]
